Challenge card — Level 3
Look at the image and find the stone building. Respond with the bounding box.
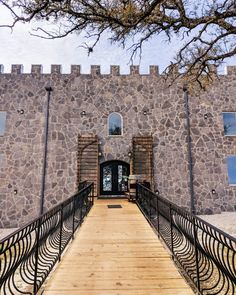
[0,64,236,227]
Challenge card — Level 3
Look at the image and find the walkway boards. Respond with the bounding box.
[43,199,194,295]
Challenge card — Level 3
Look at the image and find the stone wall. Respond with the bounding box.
[0,64,236,227]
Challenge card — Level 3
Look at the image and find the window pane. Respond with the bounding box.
[103,165,112,191]
[223,113,236,136]
[108,113,122,135]
[227,156,236,185]
[0,112,6,136]
[117,165,128,192]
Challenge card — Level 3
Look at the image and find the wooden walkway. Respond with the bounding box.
[43,199,194,295]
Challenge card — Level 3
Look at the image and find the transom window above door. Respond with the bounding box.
[108,112,123,136]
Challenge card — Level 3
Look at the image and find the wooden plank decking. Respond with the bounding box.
[43,199,194,295]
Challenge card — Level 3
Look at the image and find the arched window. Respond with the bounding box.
[108,112,123,136]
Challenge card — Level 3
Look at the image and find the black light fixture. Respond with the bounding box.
[211,189,216,195]
[155,189,160,196]
[17,109,24,114]
[13,189,18,195]
[81,110,86,116]
[143,110,148,115]
[128,151,132,157]
[98,151,102,157]
[204,113,212,120]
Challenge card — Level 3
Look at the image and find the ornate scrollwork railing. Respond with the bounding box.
[0,182,94,295]
[136,183,236,295]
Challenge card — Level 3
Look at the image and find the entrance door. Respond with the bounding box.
[100,161,130,195]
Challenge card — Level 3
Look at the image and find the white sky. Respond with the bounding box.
[0,6,235,74]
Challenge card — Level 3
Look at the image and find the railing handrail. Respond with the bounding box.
[0,181,94,295]
[136,183,236,295]
[0,182,92,244]
[138,183,236,242]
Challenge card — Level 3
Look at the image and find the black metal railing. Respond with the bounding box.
[78,180,88,191]
[136,183,236,295]
[0,182,94,295]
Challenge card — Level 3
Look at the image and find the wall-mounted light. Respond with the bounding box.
[155,189,160,196]
[204,113,212,119]
[143,110,148,115]
[211,189,216,195]
[13,189,18,195]
[128,151,132,157]
[98,151,102,157]
[81,111,86,116]
[17,109,24,114]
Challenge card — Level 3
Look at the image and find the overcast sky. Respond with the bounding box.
[0,6,235,74]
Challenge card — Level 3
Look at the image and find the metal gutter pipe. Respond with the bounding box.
[183,85,195,214]
[40,86,53,215]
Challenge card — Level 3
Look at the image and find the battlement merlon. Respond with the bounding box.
[1,64,236,76]
[226,66,236,75]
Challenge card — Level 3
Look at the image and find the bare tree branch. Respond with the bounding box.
[1,0,236,86]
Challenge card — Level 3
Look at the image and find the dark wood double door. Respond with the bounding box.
[100,160,130,195]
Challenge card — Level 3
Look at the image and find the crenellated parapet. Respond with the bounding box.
[0,64,160,76]
[2,64,236,77]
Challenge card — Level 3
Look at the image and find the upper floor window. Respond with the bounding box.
[108,112,123,136]
[0,112,7,136]
[226,155,236,185]
[222,112,236,136]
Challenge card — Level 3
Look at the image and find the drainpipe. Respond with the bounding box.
[40,86,53,215]
[183,85,195,214]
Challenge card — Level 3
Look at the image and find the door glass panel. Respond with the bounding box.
[118,165,128,192]
[101,161,130,195]
[103,165,112,191]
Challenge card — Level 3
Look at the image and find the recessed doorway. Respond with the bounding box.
[100,160,130,195]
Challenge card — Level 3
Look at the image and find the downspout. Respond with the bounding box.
[40,86,53,215]
[183,85,195,214]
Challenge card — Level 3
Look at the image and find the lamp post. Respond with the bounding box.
[40,86,53,215]
[183,85,195,214]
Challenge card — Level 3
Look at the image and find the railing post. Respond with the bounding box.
[80,195,83,225]
[148,192,151,220]
[92,183,94,205]
[85,191,88,215]
[169,204,174,257]
[193,217,201,292]
[59,204,63,262]
[72,195,76,240]
[33,218,41,295]
[156,197,160,236]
